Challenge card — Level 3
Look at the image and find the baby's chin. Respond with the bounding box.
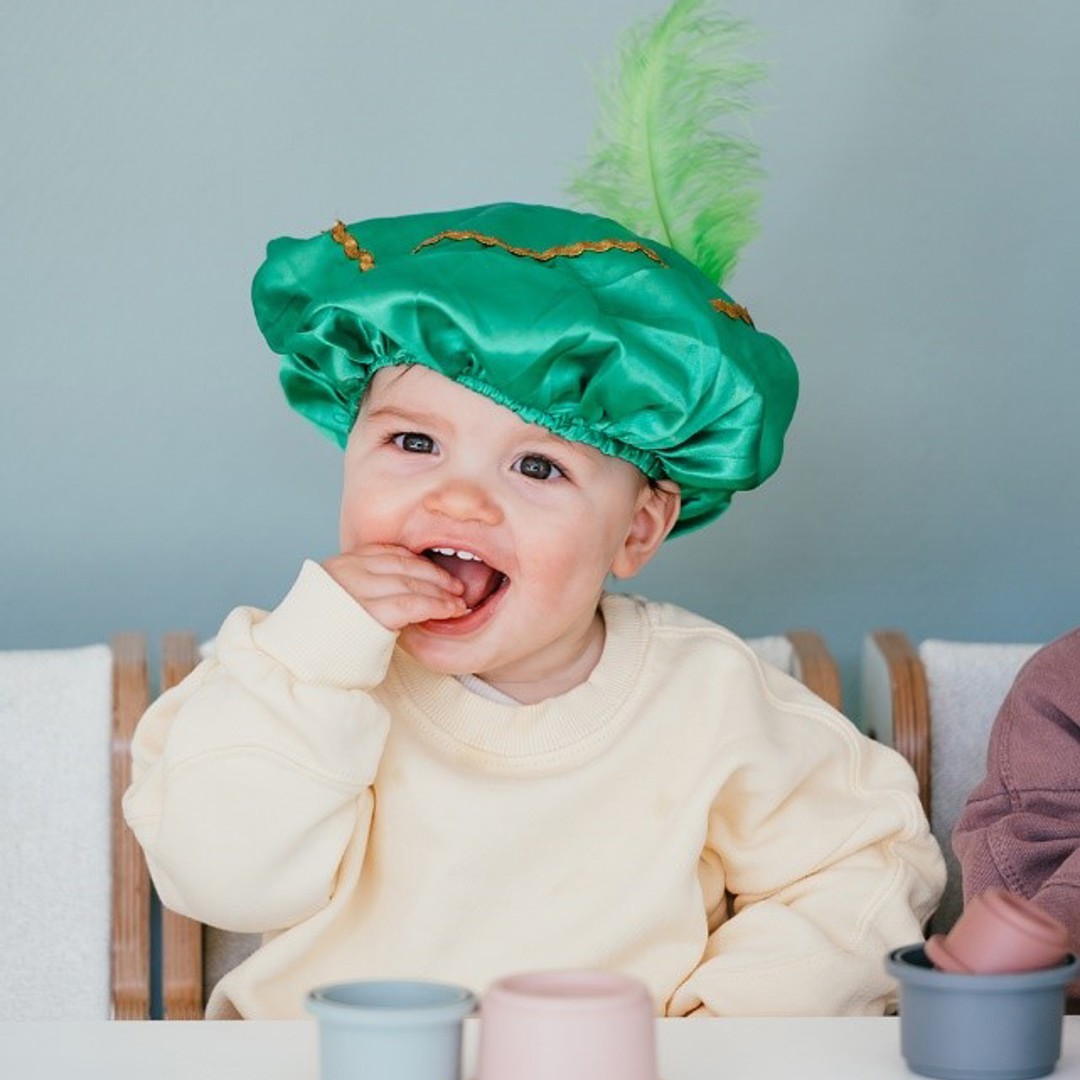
[397,640,463,676]
[396,627,532,698]
[395,626,483,676]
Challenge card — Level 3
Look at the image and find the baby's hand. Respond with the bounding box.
[322,545,467,631]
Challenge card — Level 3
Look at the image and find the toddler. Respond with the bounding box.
[123,202,944,1018]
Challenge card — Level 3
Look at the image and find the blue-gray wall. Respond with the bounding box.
[3,1,1078,722]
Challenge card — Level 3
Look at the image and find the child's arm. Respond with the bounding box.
[122,560,407,934]
[670,683,945,1016]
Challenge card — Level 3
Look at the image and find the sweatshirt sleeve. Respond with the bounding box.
[670,674,945,1016]
[122,560,397,934]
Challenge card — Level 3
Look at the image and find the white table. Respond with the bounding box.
[1,1017,1079,1080]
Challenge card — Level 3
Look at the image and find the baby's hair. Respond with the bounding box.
[646,474,681,513]
[352,364,422,428]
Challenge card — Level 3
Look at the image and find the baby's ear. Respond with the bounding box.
[610,481,681,579]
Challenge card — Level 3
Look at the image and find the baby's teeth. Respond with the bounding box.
[432,547,478,561]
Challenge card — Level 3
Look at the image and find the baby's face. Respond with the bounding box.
[339,365,677,700]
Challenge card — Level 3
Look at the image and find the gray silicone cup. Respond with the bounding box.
[887,944,1079,1080]
[306,979,478,1080]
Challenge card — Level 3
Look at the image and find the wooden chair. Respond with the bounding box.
[0,635,151,1020]
[156,627,842,1016]
[156,632,261,1020]
[111,634,154,1019]
[861,630,1040,934]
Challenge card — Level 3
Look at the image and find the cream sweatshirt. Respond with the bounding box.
[123,561,944,1019]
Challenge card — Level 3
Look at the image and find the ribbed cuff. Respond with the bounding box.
[252,560,397,688]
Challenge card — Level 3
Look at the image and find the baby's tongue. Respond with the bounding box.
[428,553,500,609]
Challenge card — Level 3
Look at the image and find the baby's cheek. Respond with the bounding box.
[535,549,608,604]
[337,502,377,553]
[337,507,359,551]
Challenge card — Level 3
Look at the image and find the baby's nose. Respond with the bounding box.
[422,477,503,525]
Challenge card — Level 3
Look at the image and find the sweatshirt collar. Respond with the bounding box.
[384,593,649,773]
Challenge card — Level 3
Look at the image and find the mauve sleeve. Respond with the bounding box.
[952,629,1080,953]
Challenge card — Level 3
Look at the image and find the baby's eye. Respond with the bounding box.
[393,432,436,454]
[515,454,564,481]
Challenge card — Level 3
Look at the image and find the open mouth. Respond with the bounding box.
[423,547,509,612]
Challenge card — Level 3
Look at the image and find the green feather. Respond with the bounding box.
[567,0,766,285]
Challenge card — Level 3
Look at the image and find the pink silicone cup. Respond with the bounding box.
[924,933,973,973]
[475,970,658,1080]
[927,889,1069,975]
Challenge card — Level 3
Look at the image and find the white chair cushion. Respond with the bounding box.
[0,645,113,1019]
[919,639,1040,932]
[746,635,795,676]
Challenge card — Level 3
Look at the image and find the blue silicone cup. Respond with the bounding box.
[887,944,1078,1080]
[306,979,477,1080]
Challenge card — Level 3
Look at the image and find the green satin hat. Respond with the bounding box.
[251,201,797,536]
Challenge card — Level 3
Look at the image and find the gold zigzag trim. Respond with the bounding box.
[711,297,754,326]
[330,220,375,272]
[412,229,668,267]
[329,220,754,328]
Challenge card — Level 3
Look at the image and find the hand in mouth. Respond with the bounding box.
[422,547,509,614]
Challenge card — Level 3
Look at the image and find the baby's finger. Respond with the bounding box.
[322,551,464,605]
[363,577,466,607]
[365,590,469,631]
[345,546,466,593]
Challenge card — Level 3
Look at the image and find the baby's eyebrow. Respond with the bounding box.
[524,431,607,469]
[363,404,444,428]
[516,421,561,441]
[528,430,578,453]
